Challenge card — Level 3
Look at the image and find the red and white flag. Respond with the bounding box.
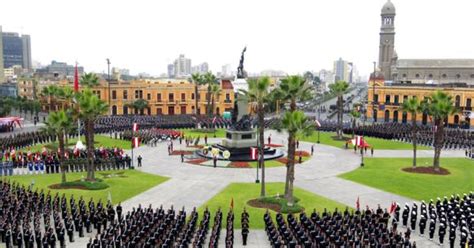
[74,63,79,92]
[212,117,217,124]
[132,137,140,148]
[389,201,397,214]
[355,136,364,147]
[356,196,360,210]
[315,120,321,128]
[250,147,258,160]
[132,123,139,132]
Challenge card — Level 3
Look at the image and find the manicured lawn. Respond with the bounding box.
[7,170,168,205]
[248,160,284,168]
[198,182,348,229]
[339,158,474,201]
[22,135,132,153]
[298,131,431,150]
[179,128,227,138]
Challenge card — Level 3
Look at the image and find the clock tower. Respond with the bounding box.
[379,0,396,80]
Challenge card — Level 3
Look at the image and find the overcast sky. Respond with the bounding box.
[1,0,474,77]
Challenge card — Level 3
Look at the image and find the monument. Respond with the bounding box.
[197,47,283,161]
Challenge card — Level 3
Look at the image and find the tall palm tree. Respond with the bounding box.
[80,73,100,88]
[41,85,61,112]
[425,91,459,171]
[42,110,74,183]
[204,72,217,116]
[77,89,109,181]
[191,73,205,115]
[277,111,315,205]
[329,81,349,139]
[58,86,76,109]
[133,99,149,115]
[210,84,222,115]
[401,98,420,168]
[239,76,271,197]
[277,75,312,197]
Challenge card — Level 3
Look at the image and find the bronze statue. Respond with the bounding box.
[237,46,247,79]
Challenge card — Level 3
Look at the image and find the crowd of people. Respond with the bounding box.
[344,123,473,150]
[121,129,182,146]
[0,147,131,176]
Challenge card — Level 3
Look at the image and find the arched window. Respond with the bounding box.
[393,110,399,123]
[402,111,408,124]
[455,95,461,107]
[112,105,117,115]
[384,110,390,122]
[415,74,420,78]
[123,106,128,115]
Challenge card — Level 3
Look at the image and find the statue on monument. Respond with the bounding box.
[237,46,247,79]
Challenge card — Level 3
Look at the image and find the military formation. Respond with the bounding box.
[0,147,131,176]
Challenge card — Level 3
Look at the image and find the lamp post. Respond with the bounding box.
[360,103,367,167]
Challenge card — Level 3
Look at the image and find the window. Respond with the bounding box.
[123,90,128,99]
[403,95,408,101]
[415,74,420,78]
[374,94,379,103]
[428,74,433,79]
[168,106,175,115]
[455,95,461,107]
[456,74,461,79]
[181,93,186,101]
[147,93,151,100]
[111,90,117,100]
[394,95,399,104]
[466,98,471,107]
[157,93,162,102]
[169,93,174,102]
[385,95,391,104]
[191,93,195,100]
[156,108,162,115]
[135,90,143,99]
[226,93,230,102]
[442,74,447,78]
[402,74,407,78]
[470,74,474,78]
[180,106,186,114]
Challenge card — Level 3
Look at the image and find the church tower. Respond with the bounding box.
[379,0,396,81]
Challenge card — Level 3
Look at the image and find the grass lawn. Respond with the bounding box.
[339,157,474,201]
[198,182,348,229]
[248,156,311,168]
[22,135,132,153]
[298,131,431,150]
[7,170,168,205]
[179,128,227,138]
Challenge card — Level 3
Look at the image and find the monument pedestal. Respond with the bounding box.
[221,129,257,148]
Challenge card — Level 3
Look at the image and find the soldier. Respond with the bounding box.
[241,222,249,246]
[438,223,446,245]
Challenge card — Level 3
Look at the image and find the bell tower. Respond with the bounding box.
[379,0,396,81]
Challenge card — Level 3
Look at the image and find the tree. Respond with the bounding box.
[132,99,149,115]
[277,75,313,197]
[191,73,205,115]
[239,76,271,197]
[42,110,74,183]
[77,89,109,181]
[276,111,315,205]
[0,97,14,117]
[425,91,459,171]
[204,72,217,116]
[349,107,361,138]
[401,98,420,168]
[329,81,349,139]
[210,84,222,115]
[80,73,100,88]
[58,86,76,109]
[41,85,61,112]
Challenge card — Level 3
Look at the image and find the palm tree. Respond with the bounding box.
[210,84,222,115]
[58,86,76,109]
[204,72,217,116]
[425,91,459,171]
[191,73,205,115]
[42,110,74,183]
[349,108,361,138]
[0,97,14,117]
[80,73,100,88]
[132,99,149,115]
[329,81,349,139]
[277,111,315,205]
[239,76,271,197]
[401,98,420,168]
[41,85,61,112]
[77,89,109,181]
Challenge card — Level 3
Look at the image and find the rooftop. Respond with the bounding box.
[396,59,474,68]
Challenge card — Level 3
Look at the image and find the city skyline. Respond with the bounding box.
[1,0,474,77]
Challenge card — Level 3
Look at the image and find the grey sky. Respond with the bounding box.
[1,0,473,76]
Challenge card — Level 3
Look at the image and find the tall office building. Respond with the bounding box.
[21,35,32,70]
[173,54,191,77]
[333,58,350,82]
[167,64,175,78]
[0,26,4,83]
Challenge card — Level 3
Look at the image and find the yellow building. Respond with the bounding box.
[18,78,235,116]
[367,75,474,127]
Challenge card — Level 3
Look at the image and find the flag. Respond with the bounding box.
[356,197,360,210]
[355,136,364,147]
[132,137,140,148]
[212,116,217,124]
[132,123,139,132]
[74,63,79,92]
[315,120,321,128]
[389,202,397,214]
[250,147,258,160]
[432,125,437,133]
[230,198,234,209]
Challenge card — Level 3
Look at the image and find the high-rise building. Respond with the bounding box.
[21,35,32,70]
[1,28,32,72]
[191,62,209,74]
[221,64,232,77]
[167,64,175,78]
[173,54,191,77]
[0,26,4,83]
[333,58,350,82]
